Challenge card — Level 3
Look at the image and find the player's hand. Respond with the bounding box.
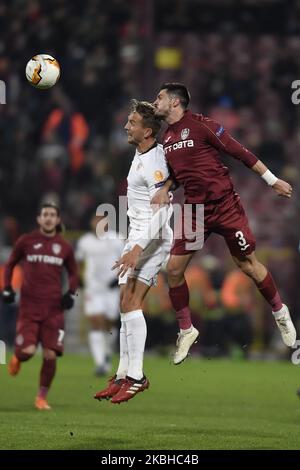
[112,245,143,278]
[2,286,16,304]
[151,187,172,206]
[61,290,75,310]
[272,179,293,198]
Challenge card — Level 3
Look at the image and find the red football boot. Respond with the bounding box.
[94,375,126,401]
[8,354,21,376]
[111,376,150,404]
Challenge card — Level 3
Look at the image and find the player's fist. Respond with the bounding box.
[2,286,16,304]
[61,290,75,310]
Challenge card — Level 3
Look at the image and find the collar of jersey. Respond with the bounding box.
[137,141,157,156]
[168,109,191,131]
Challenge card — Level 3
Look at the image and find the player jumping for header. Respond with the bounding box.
[152,82,296,364]
[94,100,173,404]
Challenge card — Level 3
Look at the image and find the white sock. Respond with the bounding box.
[116,320,128,379]
[122,309,147,381]
[88,331,106,367]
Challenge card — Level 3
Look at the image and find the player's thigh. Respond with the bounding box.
[15,315,39,353]
[172,202,208,256]
[166,253,195,278]
[121,277,151,312]
[42,348,57,360]
[88,314,107,329]
[40,312,65,357]
[119,238,171,290]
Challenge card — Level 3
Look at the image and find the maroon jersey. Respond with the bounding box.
[4,230,78,304]
[163,110,258,203]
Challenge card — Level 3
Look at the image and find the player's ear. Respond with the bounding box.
[144,127,152,139]
[172,96,181,108]
[36,215,41,226]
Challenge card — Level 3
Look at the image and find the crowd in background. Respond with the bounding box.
[1,0,299,355]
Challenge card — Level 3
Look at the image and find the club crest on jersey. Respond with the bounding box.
[181,128,190,140]
[52,243,61,255]
[154,170,164,182]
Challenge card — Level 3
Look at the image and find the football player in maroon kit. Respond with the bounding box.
[2,203,79,410]
[153,83,296,364]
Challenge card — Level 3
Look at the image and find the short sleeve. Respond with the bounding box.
[142,148,170,199]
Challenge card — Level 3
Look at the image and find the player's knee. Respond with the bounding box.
[22,344,36,356]
[121,294,140,313]
[167,264,185,286]
[16,344,36,361]
[43,349,57,360]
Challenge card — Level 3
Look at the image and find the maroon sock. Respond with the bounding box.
[256,272,283,312]
[38,358,56,398]
[169,281,192,330]
[15,350,32,362]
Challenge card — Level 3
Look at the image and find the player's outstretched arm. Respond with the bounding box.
[251,160,293,198]
[112,245,143,278]
[204,119,293,198]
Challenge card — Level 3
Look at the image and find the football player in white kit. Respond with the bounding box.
[77,213,124,376]
[95,100,173,404]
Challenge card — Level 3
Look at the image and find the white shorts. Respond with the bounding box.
[118,234,172,287]
[84,290,119,319]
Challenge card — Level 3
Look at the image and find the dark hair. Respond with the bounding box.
[39,202,60,216]
[39,202,62,232]
[160,82,190,109]
[130,99,162,137]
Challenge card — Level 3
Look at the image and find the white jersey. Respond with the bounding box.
[76,231,124,294]
[127,143,172,240]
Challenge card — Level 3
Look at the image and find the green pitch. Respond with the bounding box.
[1,354,300,450]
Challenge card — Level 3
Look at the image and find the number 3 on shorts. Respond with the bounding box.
[235,230,250,252]
[57,329,65,345]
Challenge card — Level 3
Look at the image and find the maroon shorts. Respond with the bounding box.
[15,303,65,356]
[172,191,256,258]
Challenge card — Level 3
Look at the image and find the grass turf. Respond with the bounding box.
[0,354,300,450]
